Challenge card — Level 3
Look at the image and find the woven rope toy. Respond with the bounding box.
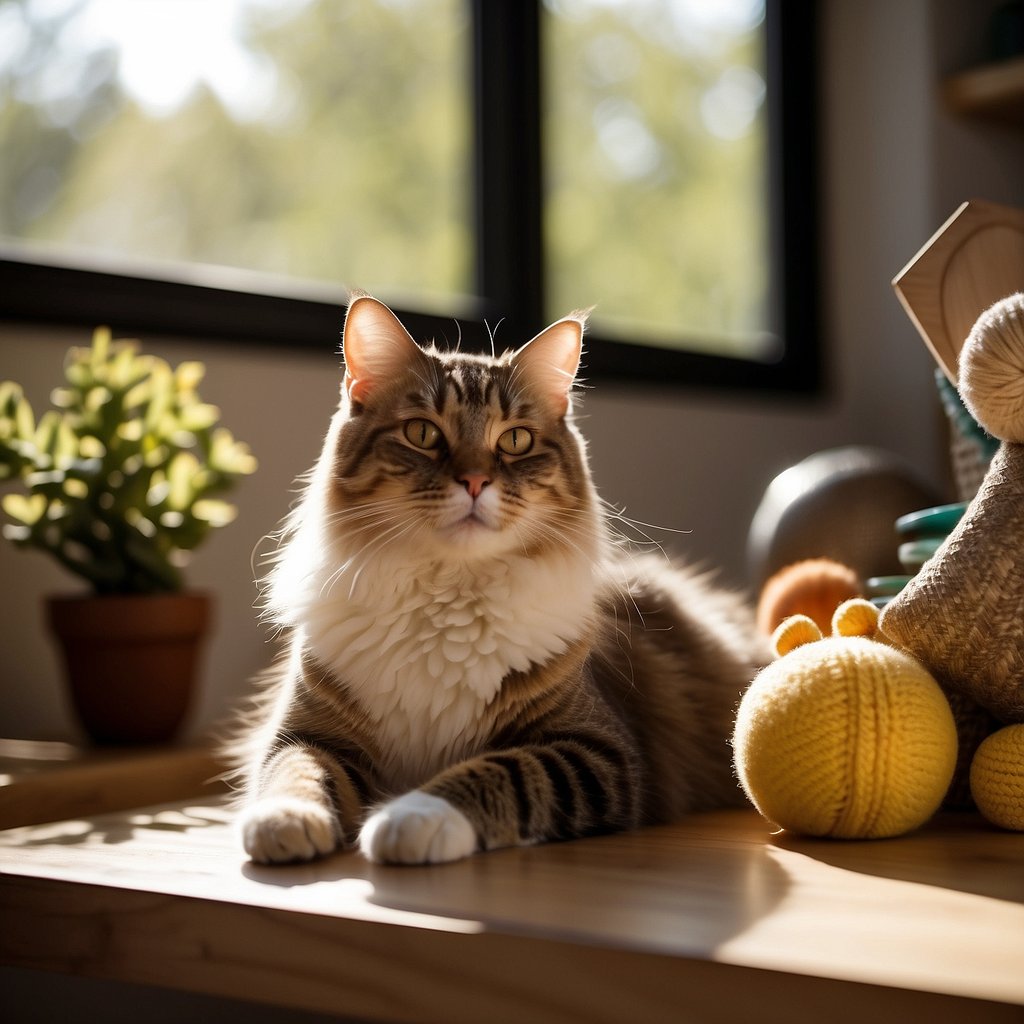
[875,293,1024,830]
[880,293,1024,723]
[733,599,957,839]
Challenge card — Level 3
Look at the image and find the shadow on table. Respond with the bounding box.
[770,812,1024,903]
[242,818,791,957]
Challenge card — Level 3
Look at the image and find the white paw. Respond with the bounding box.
[359,792,477,865]
[239,796,341,864]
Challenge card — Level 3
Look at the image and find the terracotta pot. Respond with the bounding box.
[47,592,211,745]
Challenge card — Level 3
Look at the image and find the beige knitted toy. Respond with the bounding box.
[880,294,1024,721]
[879,293,1024,829]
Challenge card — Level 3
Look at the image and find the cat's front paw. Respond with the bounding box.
[239,796,341,864]
[359,792,477,865]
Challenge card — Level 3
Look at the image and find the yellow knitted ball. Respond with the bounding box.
[733,612,958,839]
[970,724,1024,831]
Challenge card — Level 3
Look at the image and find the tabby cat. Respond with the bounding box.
[236,294,766,865]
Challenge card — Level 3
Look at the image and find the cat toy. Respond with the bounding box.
[735,290,1024,837]
[879,291,1024,830]
[755,557,862,637]
[733,599,958,839]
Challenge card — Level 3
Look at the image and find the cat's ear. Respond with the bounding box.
[342,294,423,404]
[511,312,587,417]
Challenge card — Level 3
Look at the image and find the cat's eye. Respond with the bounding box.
[404,419,443,450]
[497,427,533,456]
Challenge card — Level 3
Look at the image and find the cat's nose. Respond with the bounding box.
[459,473,491,499]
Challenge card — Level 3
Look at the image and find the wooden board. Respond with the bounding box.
[0,738,226,829]
[1,800,1022,1022]
[892,199,1024,382]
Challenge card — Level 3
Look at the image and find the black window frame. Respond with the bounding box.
[0,0,819,395]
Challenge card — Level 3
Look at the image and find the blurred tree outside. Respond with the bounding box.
[544,0,768,356]
[0,0,471,308]
[1,0,769,355]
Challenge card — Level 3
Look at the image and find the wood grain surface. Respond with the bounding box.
[1,799,1021,1023]
[892,198,1024,383]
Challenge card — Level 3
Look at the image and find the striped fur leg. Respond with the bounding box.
[363,737,639,865]
[240,742,366,864]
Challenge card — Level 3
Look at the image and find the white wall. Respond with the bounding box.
[2,0,1023,744]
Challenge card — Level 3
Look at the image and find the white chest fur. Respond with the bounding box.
[274,534,597,790]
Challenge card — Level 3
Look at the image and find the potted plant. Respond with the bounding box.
[0,327,257,744]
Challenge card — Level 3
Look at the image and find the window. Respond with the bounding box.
[1,0,472,310]
[544,0,769,358]
[0,0,819,393]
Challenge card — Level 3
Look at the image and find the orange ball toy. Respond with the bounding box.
[756,557,862,636]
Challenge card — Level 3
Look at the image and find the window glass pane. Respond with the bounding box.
[543,0,770,358]
[0,0,471,308]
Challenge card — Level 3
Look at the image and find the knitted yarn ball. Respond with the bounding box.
[959,293,1024,443]
[756,557,862,636]
[733,600,958,839]
[969,723,1024,831]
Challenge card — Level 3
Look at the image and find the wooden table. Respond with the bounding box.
[1,796,1021,1024]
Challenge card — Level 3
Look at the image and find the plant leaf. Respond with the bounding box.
[176,361,205,391]
[167,451,199,509]
[192,498,237,528]
[2,492,47,525]
[14,396,34,440]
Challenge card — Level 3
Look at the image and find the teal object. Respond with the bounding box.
[865,575,913,598]
[899,537,944,572]
[934,369,999,461]
[895,502,968,540]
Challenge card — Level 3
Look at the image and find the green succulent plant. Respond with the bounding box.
[0,327,257,594]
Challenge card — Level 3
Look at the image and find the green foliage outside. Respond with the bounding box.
[0,0,471,303]
[0,0,767,354]
[545,2,768,355]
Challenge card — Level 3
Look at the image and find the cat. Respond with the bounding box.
[234,293,767,865]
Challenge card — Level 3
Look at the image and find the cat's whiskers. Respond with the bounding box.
[406,359,445,405]
[598,497,691,556]
[320,508,423,602]
[344,516,425,600]
[528,503,653,637]
[259,496,418,606]
[509,513,602,576]
[605,599,640,690]
[322,495,417,525]
[589,502,689,627]
[484,318,504,360]
[329,507,416,538]
[508,513,643,684]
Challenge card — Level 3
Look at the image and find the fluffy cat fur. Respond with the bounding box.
[235,294,766,865]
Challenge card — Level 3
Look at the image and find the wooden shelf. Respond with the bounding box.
[1,800,1022,1022]
[0,738,226,829]
[943,55,1024,125]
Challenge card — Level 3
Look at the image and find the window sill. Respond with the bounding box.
[0,246,821,395]
[0,738,225,830]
